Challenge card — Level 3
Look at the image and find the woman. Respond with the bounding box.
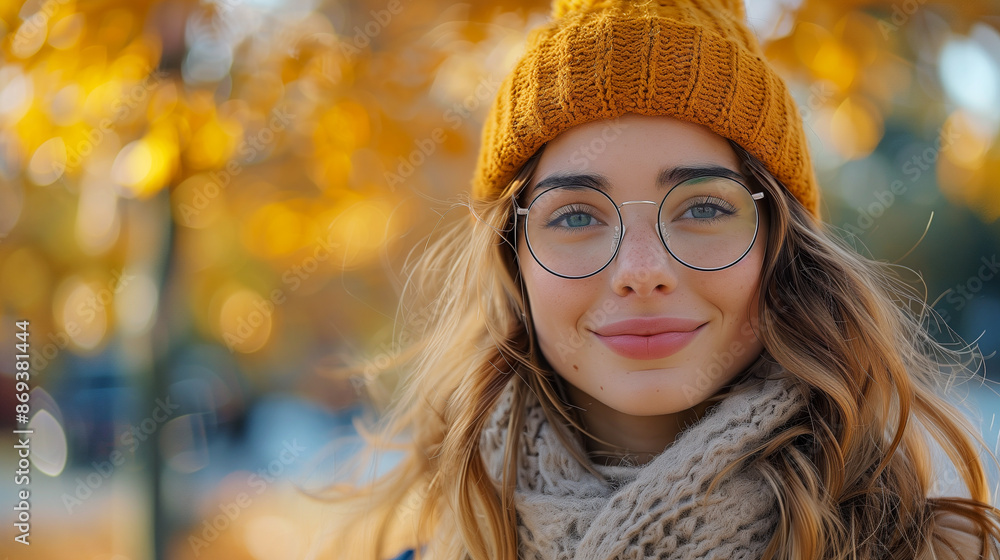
[326,0,1000,558]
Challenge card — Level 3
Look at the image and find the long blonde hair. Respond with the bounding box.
[323,141,1000,560]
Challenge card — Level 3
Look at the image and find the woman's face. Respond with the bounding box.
[517,114,767,418]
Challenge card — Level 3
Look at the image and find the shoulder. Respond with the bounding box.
[928,511,986,560]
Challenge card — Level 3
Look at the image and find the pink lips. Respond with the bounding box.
[591,317,705,360]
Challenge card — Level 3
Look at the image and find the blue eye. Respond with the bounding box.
[560,213,595,227]
[547,204,604,229]
[681,197,737,221]
[688,205,721,219]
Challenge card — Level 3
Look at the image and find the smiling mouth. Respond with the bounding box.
[592,324,705,360]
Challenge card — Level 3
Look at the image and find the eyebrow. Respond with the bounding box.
[529,165,747,195]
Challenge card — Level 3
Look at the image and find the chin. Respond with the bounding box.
[573,364,713,417]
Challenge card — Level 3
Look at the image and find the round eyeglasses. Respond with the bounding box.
[513,175,766,279]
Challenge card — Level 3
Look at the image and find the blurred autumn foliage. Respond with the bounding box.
[1,0,999,558]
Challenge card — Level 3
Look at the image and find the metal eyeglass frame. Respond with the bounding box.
[512,176,766,279]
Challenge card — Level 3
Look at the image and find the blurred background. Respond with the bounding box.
[0,0,999,558]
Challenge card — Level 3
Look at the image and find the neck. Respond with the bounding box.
[564,383,715,466]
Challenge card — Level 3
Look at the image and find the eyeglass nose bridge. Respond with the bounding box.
[615,199,659,241]
[618,199,659,208]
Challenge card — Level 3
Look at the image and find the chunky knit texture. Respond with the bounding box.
[479,368,807,559]
[471,0,820,217]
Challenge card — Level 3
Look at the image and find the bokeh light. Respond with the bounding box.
[28,409,68,477]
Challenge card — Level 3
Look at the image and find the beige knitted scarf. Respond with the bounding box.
[479,368,807,560]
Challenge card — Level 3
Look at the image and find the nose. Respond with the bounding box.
[608,206,680,297]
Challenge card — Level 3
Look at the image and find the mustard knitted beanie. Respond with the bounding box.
[471,0,820,217]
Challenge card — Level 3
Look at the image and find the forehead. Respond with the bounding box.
[531,114,741,191]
